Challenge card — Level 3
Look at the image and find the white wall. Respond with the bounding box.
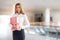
[51,10,60,22]
[0,15,13,40]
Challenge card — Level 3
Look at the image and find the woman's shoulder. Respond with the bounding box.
[11,13,27,17]
[23,14,27,17]
[10,13,18,18]
[13,13,18,16]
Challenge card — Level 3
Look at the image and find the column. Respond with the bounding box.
[44,8,50,28]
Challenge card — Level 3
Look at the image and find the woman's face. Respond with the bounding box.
[16,5,21,13]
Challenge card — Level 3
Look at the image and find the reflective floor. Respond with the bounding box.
[0,26,60,40]
[25,26,60,40]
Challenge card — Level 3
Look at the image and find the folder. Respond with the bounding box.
[10,16,20,31]
[10,16,18,25]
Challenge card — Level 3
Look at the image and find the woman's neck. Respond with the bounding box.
[16,13,24,15]
[18,12,21,15]
[16,12,21,15]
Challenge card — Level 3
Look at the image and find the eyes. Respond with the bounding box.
[16,5,21,9]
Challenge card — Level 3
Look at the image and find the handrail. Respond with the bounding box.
[30,22,60,28]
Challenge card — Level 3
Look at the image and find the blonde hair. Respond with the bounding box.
[15,3,24,14]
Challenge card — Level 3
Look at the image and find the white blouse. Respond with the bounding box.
[11,13,30,29]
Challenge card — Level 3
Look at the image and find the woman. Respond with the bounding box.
[10,3,30,40]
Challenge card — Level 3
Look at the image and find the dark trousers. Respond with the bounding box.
[13,29,25,40]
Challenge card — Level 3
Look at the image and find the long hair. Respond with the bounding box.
[15,3,24,14]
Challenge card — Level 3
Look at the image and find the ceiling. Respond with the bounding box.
[0,0,60,13]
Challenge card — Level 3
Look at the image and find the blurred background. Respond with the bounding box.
[0,0,60,40]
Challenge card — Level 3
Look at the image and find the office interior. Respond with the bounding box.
[0,0,60,40]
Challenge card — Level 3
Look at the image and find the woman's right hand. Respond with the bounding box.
[12,24,17,27]
[12,24,22,31]
[11,24,16,31]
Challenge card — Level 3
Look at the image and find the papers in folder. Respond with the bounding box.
[10,16,18,25]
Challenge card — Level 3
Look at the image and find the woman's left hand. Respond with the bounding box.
[16,24,22,31]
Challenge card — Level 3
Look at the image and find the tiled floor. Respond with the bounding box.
[0,31,60,40]
[0,25,60,40]
[25,33,59,40]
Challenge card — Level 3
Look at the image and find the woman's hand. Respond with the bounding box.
[12,24,22,31]
[16,24,22,31]
[11,24,16,31]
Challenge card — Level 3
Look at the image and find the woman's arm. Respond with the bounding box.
[21,14,30,29]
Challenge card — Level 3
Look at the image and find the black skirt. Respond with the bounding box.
[13,29,25,40]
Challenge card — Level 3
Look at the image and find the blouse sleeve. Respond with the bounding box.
[21,14,30,29]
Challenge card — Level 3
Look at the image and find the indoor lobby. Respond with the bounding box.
[0,0,60,40]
